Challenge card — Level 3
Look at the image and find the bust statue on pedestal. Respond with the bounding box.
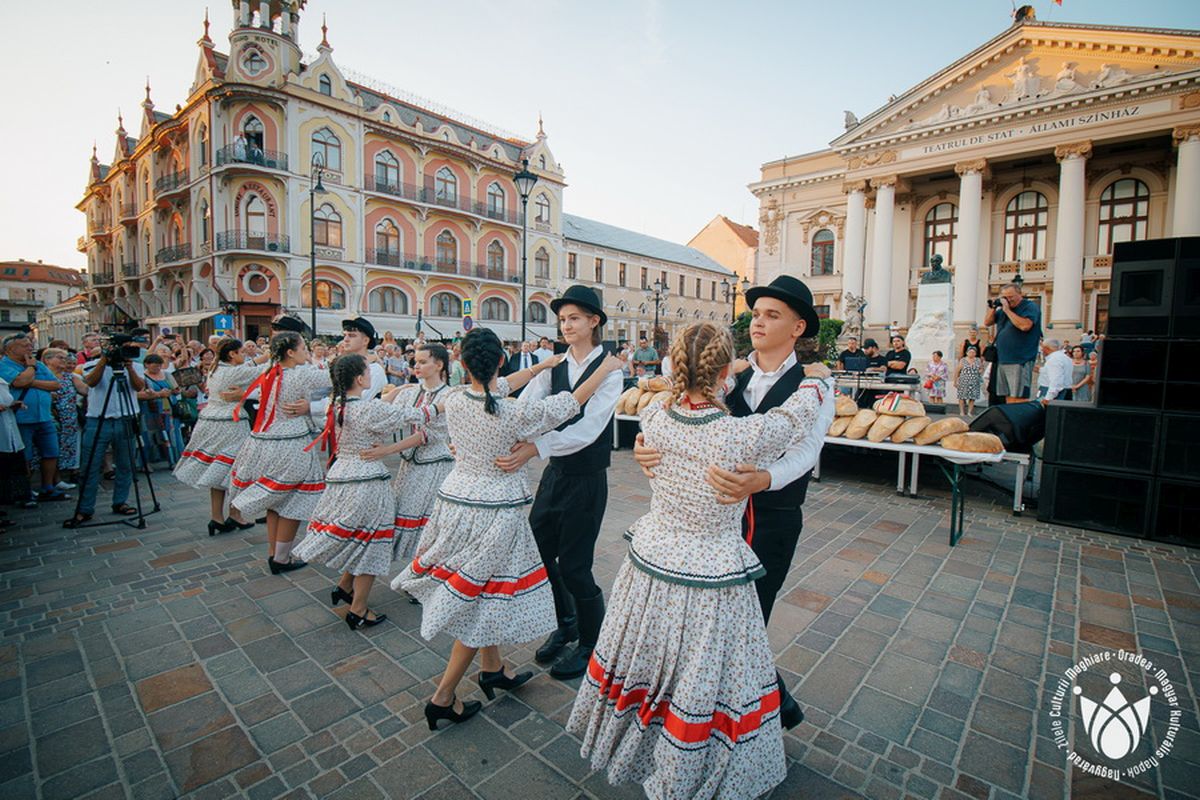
[920,254,952,285]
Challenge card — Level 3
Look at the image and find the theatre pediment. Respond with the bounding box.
[834,22,1200,151]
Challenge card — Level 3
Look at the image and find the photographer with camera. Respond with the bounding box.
[63,340,146,528]
[0,332,68,504]
[983,282,1042,403]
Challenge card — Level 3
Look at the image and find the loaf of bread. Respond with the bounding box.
[617,387,641,416]
[890,416,932,443]
[636,391,656,414]
[873,393,925,417]
[940,432,1004,453]
[835,395,858,417]
[867,414,905,442]
[828,416,852,437]
[914,416,969,445]
[844,409,878,440]
[639,376,670,392]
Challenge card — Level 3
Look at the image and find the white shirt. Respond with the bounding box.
[519,351,535,371]
[1038,349,1074,401]
[310,360,387,416]
[660,354,673,379]
[534,347,554,363]
[521,345,623,460]
[83,360,145,418]
[736,351,836,490]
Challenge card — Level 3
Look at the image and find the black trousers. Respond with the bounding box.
[741,504,804,625]
[530,464,607,614]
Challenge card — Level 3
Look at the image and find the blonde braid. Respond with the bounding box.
[693,324,733,410]
[668,335,691,408]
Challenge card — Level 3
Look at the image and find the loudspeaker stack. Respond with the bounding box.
[1038,237,1200,546]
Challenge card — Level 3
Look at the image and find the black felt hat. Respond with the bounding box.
[270,314,311,337]
[342,317,379,349]
[744,275,820,338]
[550,285,607,326]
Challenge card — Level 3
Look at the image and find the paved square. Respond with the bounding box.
[1,448,1198,799]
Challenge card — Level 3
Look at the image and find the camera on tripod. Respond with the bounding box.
[101,333,145,366]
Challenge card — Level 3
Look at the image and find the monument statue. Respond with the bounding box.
[920,254,952,284]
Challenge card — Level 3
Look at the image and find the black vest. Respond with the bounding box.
[548,354,614,475]
[728,362,811,510]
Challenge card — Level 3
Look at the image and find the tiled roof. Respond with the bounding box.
[563,214,734,276]
[0,262,86,286]
[721,216,759,248]
[151,110,171,124]
[98,164,110,180]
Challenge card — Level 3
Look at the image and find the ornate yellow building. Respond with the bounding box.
[751,16,1200,340]
[75,1,733,343]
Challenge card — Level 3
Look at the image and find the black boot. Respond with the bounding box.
[535,567,578,664]
[777,671,804,729]
[550,591,604,680]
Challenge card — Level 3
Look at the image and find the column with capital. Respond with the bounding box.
[841,180,868,317]
[953,159,986,327]
[1173,126,1200,236]
[1050,141,1091,330]
[866,175,896,328]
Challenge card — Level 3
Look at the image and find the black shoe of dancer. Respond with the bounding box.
[478,668,533,700]
[424,696,482,731]
[549,592,604,680]
[344,610,387,631]
[777,671,805,729]
[535,616,578,664]
[208,519,237,537]
[268,556,307,575]
[225,517,256,530]
[330,586,353,606]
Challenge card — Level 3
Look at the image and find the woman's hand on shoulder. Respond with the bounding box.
[600,353,624,373]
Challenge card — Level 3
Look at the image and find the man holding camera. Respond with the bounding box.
[0,332,66,504]
[63,345,146,528]
[984,282,1042,403]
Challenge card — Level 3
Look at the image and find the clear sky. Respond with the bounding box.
[3,0,1196,271]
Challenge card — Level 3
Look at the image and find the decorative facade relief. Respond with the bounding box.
[846,150,897,171]
[758,197,781,255]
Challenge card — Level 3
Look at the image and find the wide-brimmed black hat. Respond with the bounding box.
[744,275,820,338]
[550,285,607,326]
[270,315,311,337]
[342,317,379,349]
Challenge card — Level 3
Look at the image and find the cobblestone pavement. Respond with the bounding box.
[1,448,1198,800]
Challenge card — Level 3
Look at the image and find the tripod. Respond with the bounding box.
[67,365,161,529]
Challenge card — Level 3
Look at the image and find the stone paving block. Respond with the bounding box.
[163,725,258,794]
[249,712,307,753]
[477,752,578,800]
[124,641,196,682]
[957,732,1027,796]
[24,650,85,687]
[329,651,418,706]
[212,666,272,705]
[800,654,869,715]
[416,775,480,800]
[423,715,522,786]
[265,659,329,700]
[225,614,281,645]
[291,684,360,733]
[29,694,100,737]
[148,692,235,751]
[843,687,921,744]
[136,663,212,713]
[0,746,31,783]
[35,716,111,775]
[241,633,307,673]
[864,652,939,701]
[40,755,119,800]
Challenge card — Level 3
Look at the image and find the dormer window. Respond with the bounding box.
[318,74,332,96]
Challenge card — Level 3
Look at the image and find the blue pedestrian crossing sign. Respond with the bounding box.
[214,314,234,334]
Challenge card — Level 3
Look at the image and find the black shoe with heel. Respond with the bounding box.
[208,519,236,537]
[478,668,533,700]
[344,610,387,631]
[549,592,604,680]
[225,517,255,531]
[535,618,578,664]
[330,586,354,607]
[424,696,482,731]
[267,557,307,575]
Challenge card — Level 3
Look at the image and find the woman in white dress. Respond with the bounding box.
[292,354,443,631]
[396,328,622,730]
[228,332,331,574]
[173,338,269,536]
[567,322,827,800]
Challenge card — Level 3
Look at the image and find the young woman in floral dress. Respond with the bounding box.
[567,321,827,800]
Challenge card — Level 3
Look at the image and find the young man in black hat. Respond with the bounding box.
[282,317,387,419]
[494,284,624,680]
[635,274,835,728]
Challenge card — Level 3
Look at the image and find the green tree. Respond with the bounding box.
[817,318,844,364]
[732,311,752,357]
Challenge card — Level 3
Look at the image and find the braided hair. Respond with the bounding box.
[269,331,302,364]
[417,342,451,384]
[668,322,733,410]
[460,328,504,415]
[329,354,367,428]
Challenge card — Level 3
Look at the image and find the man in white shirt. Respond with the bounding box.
[533,336,555,364]
[1036,338,1075,402]
[64,350,147,527]
[282,317,387,419]
[495,285,623,681]
[634,274,835,730]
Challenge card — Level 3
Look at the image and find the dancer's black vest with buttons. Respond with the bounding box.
[727,363,811,510]
[548,356,613,475]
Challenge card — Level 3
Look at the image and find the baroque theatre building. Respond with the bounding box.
[750,16,1200,341]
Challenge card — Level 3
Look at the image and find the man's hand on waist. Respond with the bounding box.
[706,463,771,505]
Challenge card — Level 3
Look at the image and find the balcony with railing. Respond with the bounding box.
[156,243,192,264]
[363,176,422,202]
[88,219,111,236]
[214,144,289,172]
[362,176,521,227]
[215,231,291,253]
[364,249,515,282]
[989,260,1050,284]
[1084,254,1113,280]
[76,236,87,253]
[155,171,190,195]
[119,203,139,223]
[121,261,139,278]
[90,271,115,286]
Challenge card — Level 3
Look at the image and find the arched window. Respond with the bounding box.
[144,230,152,265]
[382,111,391,123]
[173,285,186,312]
[528,302,548,324]
[311,127,341,171]
[434,167,457,204]
[435,230,457,269]
[534,247,550,279]
[199,199,210,243]
[374,151,400,190]
[313,203,342,248]
[169,216,185,247]
[487,240,505,276]
[534,193,551,223]
[197,124,208,166]
[481,297,510,321]
[368,287,407,314]
[486,183,506,217]
[1098,179,1149,254]
[539,155,546,170]
[923,202,957,267]
[1004,190,1048,260]
[242,116,264,151]
[245,195,266,239]
[304,279,346,309]
[810,229,835,276]
[429,291,462,317]
[375,219,400,255]
[318,74,332,96]
[142,170,151,204]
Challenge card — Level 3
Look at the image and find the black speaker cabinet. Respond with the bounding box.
[1158,413,1200,480]
[1151,479,1200,547]
[1107,237,1200,339]
[1097,377,1164,411]
[1097,338,1168,382]
[1039,464,1153,538]
[1173,237,1200,339]
[1043,405,1159,474]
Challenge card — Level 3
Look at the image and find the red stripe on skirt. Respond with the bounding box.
[230,473,326,493]
[309,520,394,543]
[586,655,781,745]
[394,516,430,529]
[181,449,235,465]
[410,560,547,598]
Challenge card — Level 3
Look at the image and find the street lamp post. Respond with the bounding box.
[646,277,669,351]
[721,275,751,326]
[513,159,539,341]
[309,154,327,338]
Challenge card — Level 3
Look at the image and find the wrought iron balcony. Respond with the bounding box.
[215,145,289,171]
[474,202,520,226]
[363,249,513,282]
[215,231,291,253]
[363,176,422,201]
[366,248,406,268]
[119,203,138,221]
[91,272,115,286]
[88,220,110,235]
[155,171,190,194]
[121,261,139,278]
[156,243,192,264]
